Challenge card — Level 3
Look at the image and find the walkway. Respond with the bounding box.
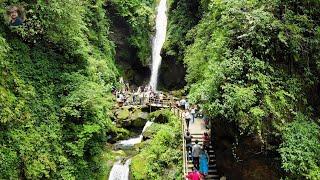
[114,91,219,179]
[184,116,219,180]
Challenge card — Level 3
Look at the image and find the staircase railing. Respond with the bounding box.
[172,107,188,179]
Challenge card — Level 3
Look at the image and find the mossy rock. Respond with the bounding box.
[130,108,148,128]
[142,123,162,139]
[148,109,173,124]
[116,107,130,120]
[131,152,149,179]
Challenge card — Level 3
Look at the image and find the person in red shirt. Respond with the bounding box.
[185,168,202,180]
[202,132,210,151]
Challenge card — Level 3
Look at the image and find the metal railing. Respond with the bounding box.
[171,107,188,179]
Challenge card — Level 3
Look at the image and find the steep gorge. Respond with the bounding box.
[1,0,320,179]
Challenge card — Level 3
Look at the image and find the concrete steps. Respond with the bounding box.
[185,136,219,180]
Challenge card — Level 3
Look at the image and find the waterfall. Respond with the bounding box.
[108,159,131,180]
[109,121,153,180]
[117,121,153,147]
[149,0,168,90]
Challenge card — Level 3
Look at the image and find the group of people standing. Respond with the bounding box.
[113,78,166,107]
[185,130,211,180]
[176,97,211,180]
[177,97,198,130]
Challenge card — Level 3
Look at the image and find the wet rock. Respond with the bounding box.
[114,107,149,129]
[115,107,130,120]
[142,123,161,140]
[213,119,282,179]
[131,109,148,128]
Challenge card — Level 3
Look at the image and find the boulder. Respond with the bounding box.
[131,109,148,128]
[142,123,161,140]
[114,107,149,129]
[115,107,130,120]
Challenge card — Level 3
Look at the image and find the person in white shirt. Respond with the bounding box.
[185,101,190,110]
[180,98,186,109]
[183,110,191,129]
[192,140,201,170]
[191,107,196,123]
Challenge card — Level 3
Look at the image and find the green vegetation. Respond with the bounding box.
[279,114,320,179]
[2,0,320,179]
[166,0,320,179]
[163,0,201,61]
[109,0,155,65]
[0,0,121,179]
[131,109,183,179]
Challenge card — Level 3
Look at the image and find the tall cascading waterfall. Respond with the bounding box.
[149,0,168,90]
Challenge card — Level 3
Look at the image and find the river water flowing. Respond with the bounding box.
[108,121,153,180]
[149,0,168,90]
[108,159,131,180]
[117,121,153,148]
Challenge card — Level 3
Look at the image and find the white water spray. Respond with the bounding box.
[117,121,153,147]
[108,121,153,180]
[108,159,131,180]
[149,0,168,90]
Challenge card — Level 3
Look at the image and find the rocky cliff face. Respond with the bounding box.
[107,4,151,86]
[106,3,186,89]
[158,56,186,90]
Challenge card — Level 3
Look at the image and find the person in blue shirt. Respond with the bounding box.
[7,6,24,27]
[199,148,209,177]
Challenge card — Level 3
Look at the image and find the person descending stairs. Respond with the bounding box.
[184,116,219,180]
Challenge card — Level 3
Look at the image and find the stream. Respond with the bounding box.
[108,121,153,180]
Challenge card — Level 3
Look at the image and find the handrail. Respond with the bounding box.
[172,107,188,179]
[180,108,188,179]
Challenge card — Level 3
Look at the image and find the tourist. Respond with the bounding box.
[159,92,164,104]
[116,92,125,106]
[183,110,191,129]
[145,91,150,104]
[203,114,209,129]
[133,89,139,104]
[125,83,130,93]
[185,100,190,110]
[175,100,180,108]
[7,6,24,27]
[119,77,124,84]
[192,140,201,170]
[191,106,196,123]
[139,92,144,105]
[184,130,193,160]
[202,132,210,151]
[137,86,142,93]
[180,98,186,109]
[199,148,209,177]
[185,168,201,180]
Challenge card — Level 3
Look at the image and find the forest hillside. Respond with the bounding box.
[165,0,320,179]
[1,0,320,179]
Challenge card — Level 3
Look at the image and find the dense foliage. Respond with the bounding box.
[131,109,183,179]
[163,0,201,61]
[0,0,122,179]
[109,0,155,65]
[174,0,320,178]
